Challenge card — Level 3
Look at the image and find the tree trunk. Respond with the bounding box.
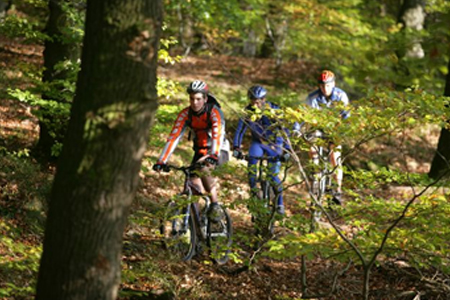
[0,0,11,20]
[259,3,288,68]
[35,0,162,299]
[429,58,450,179]
[242,29,257,57]
[35,0,82,162]
[397,0,425,59]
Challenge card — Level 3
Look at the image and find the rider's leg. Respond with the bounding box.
[309,145,320,166]
[199,172,223,222]
[201,175,218,203]
[329,144,343,194]
[262,144,285,214]
[190,177,205,192]
[191,159,221,221]
[248,142,263,198]
[329,144,344,206]
[268,160,284,207]
[190,152,218,203]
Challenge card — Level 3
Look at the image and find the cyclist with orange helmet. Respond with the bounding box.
[306,70,350,119]
[305,70,350,204]
[153,80,226,214]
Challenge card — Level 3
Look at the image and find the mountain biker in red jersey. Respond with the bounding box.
[305,70,350,205]
[153,80,226,214]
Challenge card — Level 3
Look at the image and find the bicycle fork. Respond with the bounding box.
[171,206,190,236]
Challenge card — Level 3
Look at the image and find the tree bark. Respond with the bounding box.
[429,58,450,179]
[35,0,162,299]
[242,29,257,57]
[397,0,425,59]
[258,2,288,68]
[0,0,11,20]
[35,0,81,162]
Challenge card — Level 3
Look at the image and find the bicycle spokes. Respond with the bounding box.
[207,206,232,265]
[160,203,196,261]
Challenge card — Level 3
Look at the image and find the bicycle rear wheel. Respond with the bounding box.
[207,205,232,265]
[160,201,196,261]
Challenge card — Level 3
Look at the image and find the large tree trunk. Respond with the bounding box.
[429,58,450,179]
[35,0,162,299]
[35,0,82,162]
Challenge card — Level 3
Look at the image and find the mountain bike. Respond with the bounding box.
[241,155,283,237]
[303,129,336,229]
[159,164,232,264]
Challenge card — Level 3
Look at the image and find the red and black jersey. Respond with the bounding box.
[157,104,225,164]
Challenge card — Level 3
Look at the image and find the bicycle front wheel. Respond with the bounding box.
[160,201,196,261]
[207,205,232,265]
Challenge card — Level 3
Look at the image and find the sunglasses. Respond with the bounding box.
[250,97,264,101]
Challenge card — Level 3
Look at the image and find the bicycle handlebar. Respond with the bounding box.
[302,129,330,142]
[239,154,284,162]
[161,163,205,174]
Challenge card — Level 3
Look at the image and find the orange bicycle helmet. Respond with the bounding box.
[318,70,335,84]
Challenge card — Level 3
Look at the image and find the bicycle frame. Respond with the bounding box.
[170,165,210,242]
[243,155,280,208]
[244,155,281,236]
[257,157,279,207]
[311,144,332,198]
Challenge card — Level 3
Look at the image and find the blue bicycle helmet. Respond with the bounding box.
[247,85,267,99]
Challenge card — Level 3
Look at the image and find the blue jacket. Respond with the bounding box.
[306,87,350,119]
[233,101,292,151]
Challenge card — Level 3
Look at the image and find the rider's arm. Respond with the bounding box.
[290,121,302,138]
[233,117,248,149]
[335,88,350,119]
[270,102,295,152]
[209,106,225,158]
[305,90,320,109]
[157,108,189,164]
[282,128,293,152]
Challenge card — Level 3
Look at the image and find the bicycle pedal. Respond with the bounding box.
[209,231,227,238]
[209,222,225,234]
[196,243,204,254]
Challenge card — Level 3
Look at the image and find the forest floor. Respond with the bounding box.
[1,36,449,300]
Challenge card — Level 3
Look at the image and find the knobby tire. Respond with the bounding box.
[160,201,196,262]
[207,206,233,265]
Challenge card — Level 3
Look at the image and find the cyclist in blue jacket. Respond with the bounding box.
[306,70,350,204]
[233,85,292,215]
